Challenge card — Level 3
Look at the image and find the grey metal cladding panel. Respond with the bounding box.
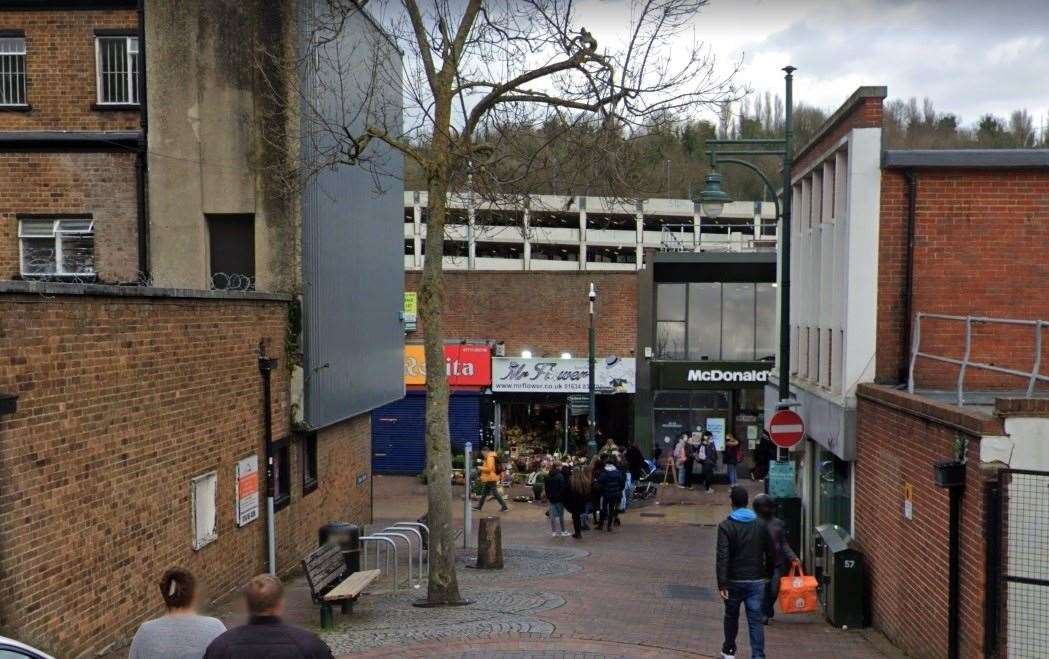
[882,149,1049,169]
[302,7,405,429]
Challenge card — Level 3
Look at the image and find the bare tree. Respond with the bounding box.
[275,0,737,606]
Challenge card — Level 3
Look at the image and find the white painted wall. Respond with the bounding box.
[983,417,1049,470]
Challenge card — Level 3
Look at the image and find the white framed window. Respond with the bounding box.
[18,218,95,278]
[191,471,218,551]
[95,35,139,105]
[0,35,27,106]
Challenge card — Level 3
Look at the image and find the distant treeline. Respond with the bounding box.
[405,94,1048,202]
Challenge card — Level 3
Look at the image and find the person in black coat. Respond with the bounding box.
[562,464,590,539]
[588,455,605,528]
[205,574,332,659]
[544,460,567,536]
[596,457,625,532]
[624,441,645,481]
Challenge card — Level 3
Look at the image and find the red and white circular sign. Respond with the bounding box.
[768,409,805,448]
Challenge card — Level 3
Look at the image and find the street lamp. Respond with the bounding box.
[698,171,732,219]
[587,282,597,457]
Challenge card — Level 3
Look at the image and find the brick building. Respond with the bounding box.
[761,84,1049,657]
[0,2,403,656]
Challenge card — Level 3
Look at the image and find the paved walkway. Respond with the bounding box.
[211,476,902,658]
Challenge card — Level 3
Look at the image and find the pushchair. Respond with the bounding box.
[632,459,659,500]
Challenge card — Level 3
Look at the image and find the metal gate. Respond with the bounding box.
[990,469,1049,658]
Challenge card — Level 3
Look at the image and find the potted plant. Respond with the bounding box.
[934,435,968,488]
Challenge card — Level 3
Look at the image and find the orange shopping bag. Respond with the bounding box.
[778,562,818,614]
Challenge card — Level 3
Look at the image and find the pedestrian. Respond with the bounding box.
[717,486,773,659]
[684,432,701,489]
[545,459,569,537]
[753,493,799,624]
[724,433,741,486]
[589,454,605,528]
[751,433,771,482]
[699,431,718,493]
[130,568,226,659]
[624,440,645,482]
[474,444,509,512]
[565,464,591,539]
[597,456,625,532]
[673,434,688,488]
[204,574,333,659]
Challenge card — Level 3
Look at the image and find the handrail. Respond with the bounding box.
[908,312,1049,406]
[659,223,779,253]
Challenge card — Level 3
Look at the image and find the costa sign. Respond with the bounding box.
[404,344,491,386]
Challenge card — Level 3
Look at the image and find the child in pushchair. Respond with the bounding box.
[631,459,659,500]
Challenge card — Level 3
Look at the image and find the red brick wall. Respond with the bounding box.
[876,169,1049,388]
[0,9,140,132]
[0,289,371,657]
[0,152,140,282]
[793,95,884,175]
[855,384,1001,659]
[404,271,637,357]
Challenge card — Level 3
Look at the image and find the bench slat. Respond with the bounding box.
[322,569,381,602]
[304,543,349,595]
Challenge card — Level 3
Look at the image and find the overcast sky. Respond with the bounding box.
[576,0,1049,128]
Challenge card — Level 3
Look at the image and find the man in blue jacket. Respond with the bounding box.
[716,486,773,659]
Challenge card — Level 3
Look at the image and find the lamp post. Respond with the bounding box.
[587,282,597,457]
[698,65,795,408]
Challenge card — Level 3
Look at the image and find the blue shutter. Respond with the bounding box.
[371,391,484,475]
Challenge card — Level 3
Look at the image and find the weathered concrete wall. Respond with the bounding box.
[146,0,298,293]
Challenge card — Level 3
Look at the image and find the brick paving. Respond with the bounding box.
[211,477,903,658]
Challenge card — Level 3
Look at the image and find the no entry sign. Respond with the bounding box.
[768,409,805,448]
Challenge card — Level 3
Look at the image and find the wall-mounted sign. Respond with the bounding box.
[656,361,773,390]
[705,417,726,451]
[234,455,259,527]
[492,357,636,394]
[403,292,417,332]
[769,460,796,498]
[404,344,492,386]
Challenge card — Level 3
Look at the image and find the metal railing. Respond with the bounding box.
[908,312,1049,406]
[659,223,778,253]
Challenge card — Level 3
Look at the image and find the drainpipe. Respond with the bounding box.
[259,350,279,575]
[899,170,917,384]
[135,0,150,280]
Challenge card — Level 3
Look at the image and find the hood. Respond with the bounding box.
[729,508,757,522]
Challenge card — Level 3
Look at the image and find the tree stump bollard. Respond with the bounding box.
[476,516,503,569]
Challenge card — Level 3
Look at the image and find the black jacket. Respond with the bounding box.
[624,445,645,480]
[766,516,798,567]
[544,470,566,503]
[597,466,625,499]
[204,616,333,659]
[716,514,773,590]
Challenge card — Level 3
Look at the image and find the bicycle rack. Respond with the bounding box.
[390,523,428,579]
[373,530,414,589]
[360,535,398,591]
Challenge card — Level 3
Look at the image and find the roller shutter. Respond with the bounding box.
[372,391,482,475]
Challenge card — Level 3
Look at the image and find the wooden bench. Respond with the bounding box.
[302,542,380,629]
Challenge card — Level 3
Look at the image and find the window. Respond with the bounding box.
[272,438,291,511]
[95,35,139,105]
[687,283,722,360]
[656,283,687,359]
[18,218,95,278]
[0,35,27,107]
[655,281,777,362]
[191,471,218,550]
[207,214,255,290]
[302,433,318,495]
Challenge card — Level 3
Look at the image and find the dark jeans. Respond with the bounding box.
[570,511,583,536]
[477,483,508,510]
[600,496,619,529]
[765,564,787,618]
[702,463,715,490]
[723,581,766,659]
[683,457,695,486]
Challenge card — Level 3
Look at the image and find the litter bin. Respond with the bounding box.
[815,524,865,629]
[318,522,361,574]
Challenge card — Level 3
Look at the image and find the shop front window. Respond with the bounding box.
[816,448,851,533]
[653,390,731,460]
[654,281,776,361]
